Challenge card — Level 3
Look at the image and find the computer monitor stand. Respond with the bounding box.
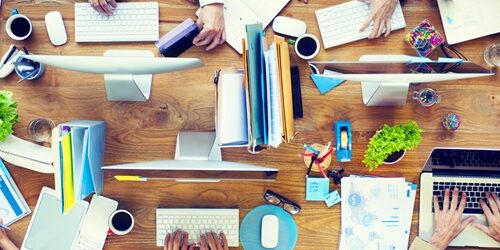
[103,50,153,102]
[360,55,412,106]
[174,131,222,161]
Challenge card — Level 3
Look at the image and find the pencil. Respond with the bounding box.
[318,148,334,163]
[304,144,320,155]
[315,160,329,179]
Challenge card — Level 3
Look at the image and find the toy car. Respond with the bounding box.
[335,120,352,162]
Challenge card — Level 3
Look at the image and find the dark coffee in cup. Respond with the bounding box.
[112,211,133,231]
[297,37,318,57]
[294,34,320,60]
[109,209,134,235]
[11,18,31,38]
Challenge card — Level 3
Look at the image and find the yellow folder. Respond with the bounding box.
[274,36,295,143]
[60,132,75,213]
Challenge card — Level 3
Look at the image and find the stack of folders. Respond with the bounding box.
[215,23,294,152]
[339,176,417,250]
[53,120,106,213]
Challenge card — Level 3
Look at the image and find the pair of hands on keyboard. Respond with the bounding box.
[164,230,229,250]
[430,188,500,249]
[88,0,225,51]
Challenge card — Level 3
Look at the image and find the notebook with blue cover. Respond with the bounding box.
[0,159,30,225]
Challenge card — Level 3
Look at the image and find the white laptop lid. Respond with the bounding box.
[21,187,89,250]
[437,0,500,44]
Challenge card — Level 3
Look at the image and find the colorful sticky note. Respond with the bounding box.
[324,190,341,207]
[306,177,329,201]
[310,74,345,95]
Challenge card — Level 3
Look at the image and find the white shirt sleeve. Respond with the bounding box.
[199,0,224,7]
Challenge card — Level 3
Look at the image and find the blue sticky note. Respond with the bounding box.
[306,177,329,201]
[310,74,345,95]
[324,190,341,207]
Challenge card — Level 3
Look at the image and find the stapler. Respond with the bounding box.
[335,120,352,162]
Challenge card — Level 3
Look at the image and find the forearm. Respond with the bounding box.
[0,239,19,250]
[199,0,224,7]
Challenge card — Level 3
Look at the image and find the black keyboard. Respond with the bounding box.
[432,181,500,214]
[431,149,500,168]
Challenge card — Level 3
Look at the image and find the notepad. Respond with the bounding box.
[217,72,249,146]
[306,177,329,201]
[0,159,31,225]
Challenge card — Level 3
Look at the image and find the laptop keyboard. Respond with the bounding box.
[431,149,500,167]
[433,181,500,214]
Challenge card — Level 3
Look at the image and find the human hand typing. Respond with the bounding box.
[430,188,476,250]
[164,230,194,250]
[193,4,226,51]
[472,192,500,242]
[359,0,398,38]
[88,0,117,16]
[199,231,229,250]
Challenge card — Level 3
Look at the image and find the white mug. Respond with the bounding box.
[294,33,320,60]
[5,9,33,41]
[108,209,135,235]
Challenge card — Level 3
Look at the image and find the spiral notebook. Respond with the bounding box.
[0,159,31,226]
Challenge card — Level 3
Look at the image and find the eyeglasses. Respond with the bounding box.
[264,190,301,215]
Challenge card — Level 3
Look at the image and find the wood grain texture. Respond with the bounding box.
[1,0,499,249]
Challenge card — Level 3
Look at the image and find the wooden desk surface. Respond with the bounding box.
[1,0,499,249]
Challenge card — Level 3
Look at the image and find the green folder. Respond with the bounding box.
[246,23,265,146]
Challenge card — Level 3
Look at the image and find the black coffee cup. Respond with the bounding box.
[109,209,134,235]
[5,9,33,40]
[295,34,320,60]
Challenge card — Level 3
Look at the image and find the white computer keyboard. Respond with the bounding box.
[72,234,102,250]
[316,0,406,48]
[75,2,159,42]
[156,208,239,247]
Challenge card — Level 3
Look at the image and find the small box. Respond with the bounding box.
[155,18,199,57]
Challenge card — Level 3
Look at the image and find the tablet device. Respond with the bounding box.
[21,187,89,250]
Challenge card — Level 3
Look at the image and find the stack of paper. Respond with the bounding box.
[339,176,417,250]
[215,24,295,151]
[244,23,295,150]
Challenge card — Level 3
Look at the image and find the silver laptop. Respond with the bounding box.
[419,147,500,248]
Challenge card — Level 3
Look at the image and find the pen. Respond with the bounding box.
[306,156,316,177]
[304,144,320,155]
[213,69,221,84]
[0,224,10,231]
[314,161,329,179]
[114,175,147,181]
[317,141,331,159]
[318,148,334,163]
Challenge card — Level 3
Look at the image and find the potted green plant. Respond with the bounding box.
[363,120,422,171]
[0,91,19,141]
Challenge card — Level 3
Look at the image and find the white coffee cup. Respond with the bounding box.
[294,33,320,60]
[5,9,33,41]
[109,209,134,235]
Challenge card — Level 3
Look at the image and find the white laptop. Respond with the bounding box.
[419,147,500,248]
[220,0,290,54]
[437,0,500,44]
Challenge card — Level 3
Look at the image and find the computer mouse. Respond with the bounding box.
[45,11,67,46]
[261,214,279,248]
[272,16,307,38]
